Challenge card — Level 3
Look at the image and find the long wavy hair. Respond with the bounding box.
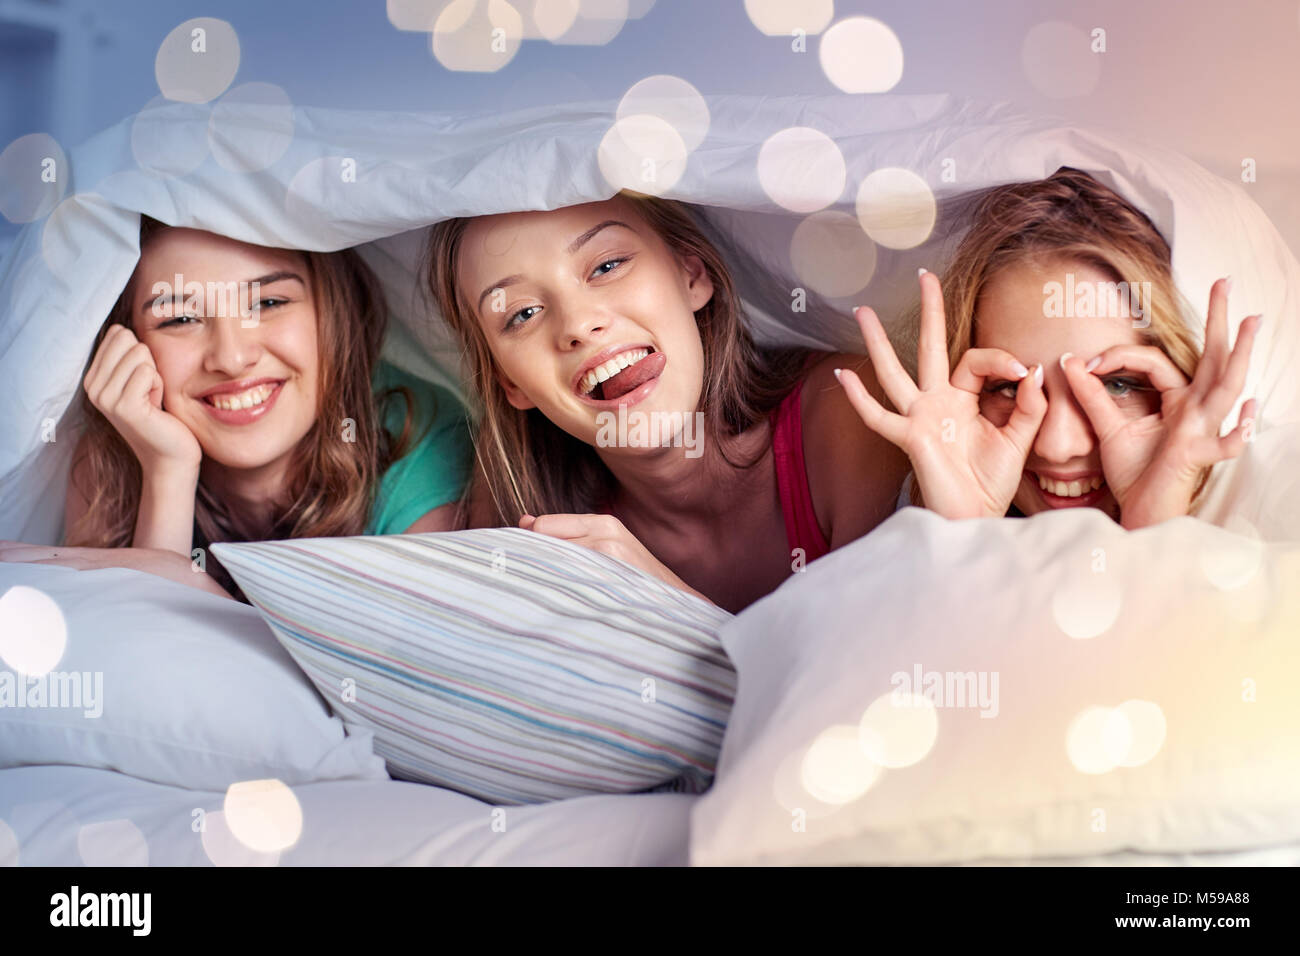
[911,166,1207,507]
[66,217,414,597]
[425,193,811,525]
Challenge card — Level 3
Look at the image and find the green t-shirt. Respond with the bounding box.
[365,361,472,535]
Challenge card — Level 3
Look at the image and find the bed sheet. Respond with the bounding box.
[5,764,1294,867]
[0,765,694,866]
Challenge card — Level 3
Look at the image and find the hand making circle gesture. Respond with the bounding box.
[835,270,1048,519]
[1059,277,1260,528]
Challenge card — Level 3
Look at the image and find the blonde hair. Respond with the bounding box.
[67,217,414,596]
[425,193,810,525]
[941,167,1200,374]
[913,167,1207,507]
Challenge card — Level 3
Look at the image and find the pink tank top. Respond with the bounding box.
[770,380,831,563]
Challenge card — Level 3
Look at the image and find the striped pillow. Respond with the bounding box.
[211,529,736,805]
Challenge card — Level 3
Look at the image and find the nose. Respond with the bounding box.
[1032,373,1097,465]
[203,316,263,376]
[551,293,610,350]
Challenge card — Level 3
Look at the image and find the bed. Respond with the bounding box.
[1,92,1297,866]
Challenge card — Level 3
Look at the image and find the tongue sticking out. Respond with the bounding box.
[596,352,664,401]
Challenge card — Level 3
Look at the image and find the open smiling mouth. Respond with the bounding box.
[577,347,666,402]
[1028,471,1108,506]
[199,379,286,423]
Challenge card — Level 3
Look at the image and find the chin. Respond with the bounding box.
[201,429,307,470]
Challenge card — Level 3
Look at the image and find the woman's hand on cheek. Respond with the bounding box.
[1062,294,1261,529]
[84,326,202,479]
[519,513,712,604]
[0,543,235,599]
[838,271,1048,519]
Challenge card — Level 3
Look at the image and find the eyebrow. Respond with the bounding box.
[139,271,305,314]
[474,219,636,315]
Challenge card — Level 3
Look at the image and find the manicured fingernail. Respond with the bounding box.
[1084,356,1101,372]
[918,267,928,277]
[833,368,843,382]
[1011,361,1029,378]
[1033,364,1044,387]
[1223,275,1232,295]
[1058,352,1074,372]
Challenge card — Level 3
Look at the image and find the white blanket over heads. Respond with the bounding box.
[1,94,1297,543]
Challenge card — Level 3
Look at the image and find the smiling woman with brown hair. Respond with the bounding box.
[0,218,473,600]
[425,191,910,612]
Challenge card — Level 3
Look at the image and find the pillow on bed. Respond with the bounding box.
[690,507,1300,865]
[212,528,736,805]
[0,564,388,791]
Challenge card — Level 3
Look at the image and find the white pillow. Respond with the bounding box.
[690,507,1300,865]
[212,528,736,805]
[0,564,388,791]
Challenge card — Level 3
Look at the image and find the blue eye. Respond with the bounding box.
[1103,377,1138,397]
[505,304,541,330]
[591,258,625,277]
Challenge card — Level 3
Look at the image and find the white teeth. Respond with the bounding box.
[580,348,650,395]
[209,383,275,411]
[1036,474,1104,497]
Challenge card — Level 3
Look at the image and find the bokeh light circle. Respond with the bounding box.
[771,746,841,821]
[758,127,845,213]
[548,0,628,45]
[387,0,450,31]
[208,83,295,173]
[1067,705,1132,774]
[800,724,883,804]
[616,75,709,153]
[131,96,211,177]
[858,691,939,769]
[154,18,241,104]
[1051,565,1122,639]
[1113,699,1166,768]
[0,586,67,677]
[433,0,523,71]
[223,779,303,854]
[597,114,688,195]
[744,0,833,36]
[0,134,68,224]
[819,17,904,93]
[789,210,877,298]
[1021,21,1101,99]
[855,167,936,250]
[77,819,149,866]
[200,809,281,866]
[533,0,581,40]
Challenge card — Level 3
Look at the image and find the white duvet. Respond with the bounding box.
[1,92,1297,866]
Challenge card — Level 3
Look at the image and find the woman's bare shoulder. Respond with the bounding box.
[799,351,909,547]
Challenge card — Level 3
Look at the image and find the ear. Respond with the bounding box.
[681,254,714,312]
[495,367,537,410]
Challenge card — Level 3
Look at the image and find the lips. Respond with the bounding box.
[574,345,664,402]
[1028,470,1108,508]
[198,378,285,426]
